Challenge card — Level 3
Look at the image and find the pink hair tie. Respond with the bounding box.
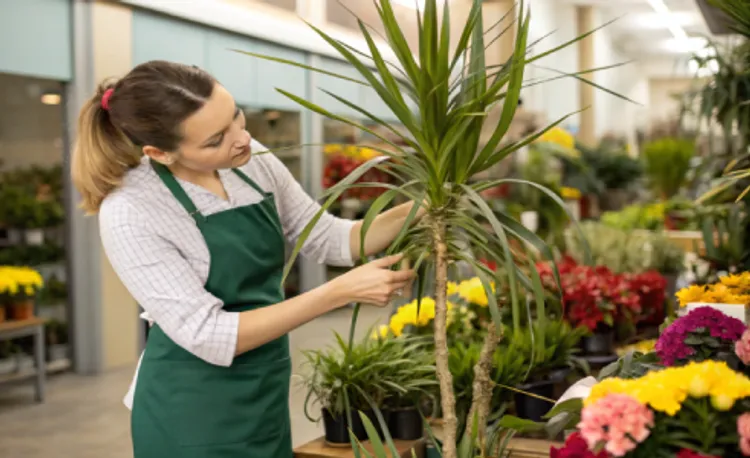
[101,88,114,111]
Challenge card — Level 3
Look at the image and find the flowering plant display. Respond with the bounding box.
[655,306,746,367]
[0,266,43,300]
[625,270,667,325]
[573,361,750,457]
[676,273,750,308]
[322,145,391,201]
[537,258,642,332]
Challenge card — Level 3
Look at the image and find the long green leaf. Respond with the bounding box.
[232,49,367,85]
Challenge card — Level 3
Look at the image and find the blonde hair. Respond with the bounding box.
[72,84,141,214]
[71,61,216,214]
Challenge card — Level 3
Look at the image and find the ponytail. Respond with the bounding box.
[72,61,216,214]
[71,85,141,214]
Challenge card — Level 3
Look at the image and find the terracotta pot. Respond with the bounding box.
[11,300,34,320]
[0,305,6,323]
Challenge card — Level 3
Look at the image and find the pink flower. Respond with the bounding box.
[736,329,750,365]
[578,394,654,457]
[738,413,750,456]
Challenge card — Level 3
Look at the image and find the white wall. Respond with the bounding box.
[524,0,580,131]
[592,9,649,148]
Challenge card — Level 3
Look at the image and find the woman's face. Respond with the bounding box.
[162,83,252,173]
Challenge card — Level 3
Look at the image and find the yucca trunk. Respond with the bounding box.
[431,221,458,457]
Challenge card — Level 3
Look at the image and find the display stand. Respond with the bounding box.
[294,437,425,458]
[0,317,46,402]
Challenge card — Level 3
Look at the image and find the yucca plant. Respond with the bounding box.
[709,0,750,37]
[239,0,627,456]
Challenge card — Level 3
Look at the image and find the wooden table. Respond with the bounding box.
[295,437,425,458]
[0,317,46,402]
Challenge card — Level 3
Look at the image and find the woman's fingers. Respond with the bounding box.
[388,269,415,283]
[372,253,404,268]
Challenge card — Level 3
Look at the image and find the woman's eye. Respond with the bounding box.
[208,135,224,148]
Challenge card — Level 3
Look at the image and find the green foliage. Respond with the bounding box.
[708,0,750,40]
[570,141,643,193]
[301,332,435,419]
[699,204,749,273]
[565,222,685,275]
[642,138,696,200]
[511,320,588,381]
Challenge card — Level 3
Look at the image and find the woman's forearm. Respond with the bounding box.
[234,282,344,355]
[349,201,425,258]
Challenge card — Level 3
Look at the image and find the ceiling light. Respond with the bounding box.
[645,0,691,49]
[40,92,61,105]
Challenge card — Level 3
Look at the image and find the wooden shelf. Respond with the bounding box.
[0,358,69,385]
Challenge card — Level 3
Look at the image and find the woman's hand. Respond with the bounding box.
[327,254,415,307]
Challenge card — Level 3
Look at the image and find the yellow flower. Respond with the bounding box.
[585,361,750,416]
[447,282,460,296]
[726,294,750,305]
[720,274,744,289]
[561,187,582,200]
[615,339,656,357]
[675,285,706,307]
[371,325,390,340]
[455,277,495,307]
[537,127,576,150]
[388,296,456,335]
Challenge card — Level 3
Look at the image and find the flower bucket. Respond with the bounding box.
[684,302,749,324]
[10,300,34,320]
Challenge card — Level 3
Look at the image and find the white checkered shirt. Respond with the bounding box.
[99,139,354,368]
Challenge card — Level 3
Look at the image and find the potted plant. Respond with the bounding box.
[510,320,588,422]
[538,258,641,356]
[302,330,430,445]
[378,335,437,440]
[245,0,626,454]
[0,267,44,320]
[642,137,695,201]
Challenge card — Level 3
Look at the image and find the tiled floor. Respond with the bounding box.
[0,306,389,458]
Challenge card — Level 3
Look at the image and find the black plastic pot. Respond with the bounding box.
[514,379,555,422]
[581,330,615,355]
[322,408,367,444]
[388,407,424,440]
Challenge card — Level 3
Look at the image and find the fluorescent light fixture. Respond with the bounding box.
[645,0,691,50]
[662,36,709,53]
[40,93,61,105]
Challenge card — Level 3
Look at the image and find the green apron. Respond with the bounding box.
[131,162,293,458]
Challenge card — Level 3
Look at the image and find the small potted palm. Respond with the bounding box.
[301,331,388,445]
[510,320,588,422]
[380,335,437,440]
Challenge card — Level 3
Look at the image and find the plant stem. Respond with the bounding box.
[466,324,502,449]
[433,222,457,458]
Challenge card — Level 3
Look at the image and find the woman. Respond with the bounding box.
[72,60,417,458]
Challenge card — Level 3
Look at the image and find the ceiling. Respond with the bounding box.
[562,0,716,58]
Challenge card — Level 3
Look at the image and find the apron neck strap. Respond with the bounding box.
[151,161,204,222]
[232,168,267,195]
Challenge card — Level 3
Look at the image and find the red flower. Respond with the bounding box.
[551,432,609,458]
[535,258,643,332]
[480,259,497,272]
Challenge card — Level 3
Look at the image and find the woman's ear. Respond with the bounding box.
[142,145,177,165]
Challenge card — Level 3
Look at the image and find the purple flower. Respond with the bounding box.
[655,306,746,366]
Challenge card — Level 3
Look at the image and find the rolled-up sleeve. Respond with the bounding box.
[99,198,238,366]
[253,143,355,267]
